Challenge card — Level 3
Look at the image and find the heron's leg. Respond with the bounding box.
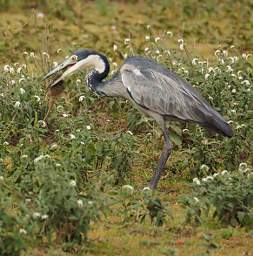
[149,127,173,189]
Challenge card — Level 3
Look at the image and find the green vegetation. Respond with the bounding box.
[0,1,253,255]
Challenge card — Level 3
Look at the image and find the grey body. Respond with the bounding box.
[97,56,232,137]
[44,51,232,189]
[94,56,232,189]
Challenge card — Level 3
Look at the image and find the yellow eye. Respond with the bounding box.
[71,55,77,61]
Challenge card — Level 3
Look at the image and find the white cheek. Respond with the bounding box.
[86,55,105,73]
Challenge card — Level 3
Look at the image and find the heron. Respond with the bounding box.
[43,49,233,189]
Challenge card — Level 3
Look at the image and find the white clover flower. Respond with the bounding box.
[145,35,150,41]
[19,228,27,235]
[213,173,219,178]
[38,120,46,127]
[17,67,22,73]
[21,154,28,159]
[193,197,199,203]
[75,79,81,85]
[25,198,31,203]
[88,200,93,205]
[113,44,118,51]
[155,49,160,54]
[79,95,85,102]
[146,24,151,29]
[19,78,26,84]
[55,163,61,167]
[237,124,246,129]
[50,143,58,150]
[10,80,16,85]
[53,61,58,67]
[206,176,214,181]
[69,134,76,139]
[239,162,248,173]
[200,164,209,172]
[112,62,118,68]
[179,44,184,51]
[226,65,233,73]
[33,95,40,102]
[220,59,225,64]
[222,50,228,57]
[126,130,133,135]
[232,89,236,94]
[241,80,250,86]
[143,186,151,192]
[30,52,35,58]
[34,154,50,164]
[178,38,184,44]
[202,177,208,182]
[42,52,50,58]
[41,214,48,220]
[56,48,62,54]
[166,49,171,56]
[221,170,228,175]
[33,212,41,219]
[4,65,14,73]
[20,88,25,95]
[37,12,45,19]
[155,36,160,43]
[14,101,21,108]
[69,180,76,187]
[192,58,198,65]
[124,38,130,44]
[166,31,173,37]
[77,199,83,208]
[62,113,70,117]
[0,176,4,181]
[123,53,128,59]
[193,177,201,185]
[3,141,9,146]
[122,184,134,194]
[86,125,91,130]
[204,73,210,80]
[182,128,189,134]
[3,65,10,72]
[242,53,251,60]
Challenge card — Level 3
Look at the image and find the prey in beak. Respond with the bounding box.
[42,54,79,120]
[43,55,79,87]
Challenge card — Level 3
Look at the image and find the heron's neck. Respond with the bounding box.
[86,54,110,94]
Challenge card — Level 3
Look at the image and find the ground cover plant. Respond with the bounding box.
[0,1,253,255]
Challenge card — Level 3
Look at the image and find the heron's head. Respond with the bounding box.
[43,49,108,87]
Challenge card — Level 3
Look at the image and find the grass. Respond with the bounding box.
[0,1,253,255]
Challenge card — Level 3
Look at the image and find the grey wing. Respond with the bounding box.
[120,62,208,123]
[120,58,233,137]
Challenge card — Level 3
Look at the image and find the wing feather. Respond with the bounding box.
[121,62,209,123]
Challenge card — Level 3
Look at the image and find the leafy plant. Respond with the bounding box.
[181,164,253,227]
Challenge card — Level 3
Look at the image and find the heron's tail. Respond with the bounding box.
[204,109,233,137]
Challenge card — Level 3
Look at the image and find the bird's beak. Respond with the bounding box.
[42,57,78,86]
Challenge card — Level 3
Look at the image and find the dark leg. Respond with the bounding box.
[149,127,173,190]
